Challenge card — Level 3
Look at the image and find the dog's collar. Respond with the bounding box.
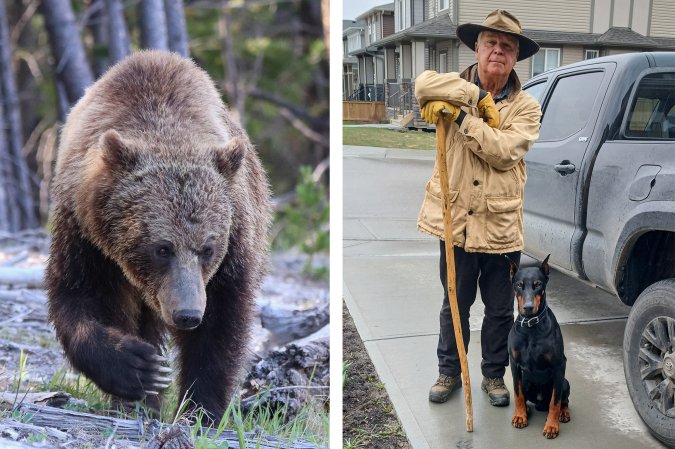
[516,303,548,328]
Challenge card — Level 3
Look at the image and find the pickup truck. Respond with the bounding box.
[521,52,675,447]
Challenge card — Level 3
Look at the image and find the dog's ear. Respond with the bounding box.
[505,255,518,281]
[541,254,551,278]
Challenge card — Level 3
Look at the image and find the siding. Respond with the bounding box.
[561,46,584,67]
[612,0,631,27]
[426,0,434,20]
[650,0,675,37]
[592,0,611,33]
[383,15,395,37]
[632,0,650,35]
[513,59,531,84]
[459,0,592,33]
[458,45,475,72]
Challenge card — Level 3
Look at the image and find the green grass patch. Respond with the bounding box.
[18,357,328,447]
[343,126,436,150]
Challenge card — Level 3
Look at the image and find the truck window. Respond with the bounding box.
[524,81,547,104]
[538,71,604,141]
[625,72,675,140]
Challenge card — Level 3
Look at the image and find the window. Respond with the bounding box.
[585,49,599,60]
[539,71,604,141]
[625,72,675,139]
[439,0,449,11]
[523,81,548,103]
[347,34,361,52]
[532,48,560,77]
[439,52,447,73]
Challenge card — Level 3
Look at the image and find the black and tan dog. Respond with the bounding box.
[507,255,570,439]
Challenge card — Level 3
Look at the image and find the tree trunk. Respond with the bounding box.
[139,0,168,50]
[87,1,109,78]
[105,0,130,64]
[0,86,12,231]
[164,0,189,57]
[218,5,244,123]
[0,0,36,230]
[40,0,94,105]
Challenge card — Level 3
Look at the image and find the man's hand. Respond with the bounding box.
[477,91,500,128]
[420,101,460,124]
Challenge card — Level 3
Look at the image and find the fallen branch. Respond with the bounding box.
[261,302,329,347]
[0,267,44,288]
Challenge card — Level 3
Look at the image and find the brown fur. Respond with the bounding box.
[46,50,271,420]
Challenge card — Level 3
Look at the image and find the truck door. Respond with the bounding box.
[523,66,613,271]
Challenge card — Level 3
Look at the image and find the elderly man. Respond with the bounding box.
[415,10,541,406]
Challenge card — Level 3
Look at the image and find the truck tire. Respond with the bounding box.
[623,278,675,448]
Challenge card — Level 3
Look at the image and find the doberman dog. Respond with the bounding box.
[507,255,570,439]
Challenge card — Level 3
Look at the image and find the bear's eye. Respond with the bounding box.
[201,246,214,258]
[155,245,173,258]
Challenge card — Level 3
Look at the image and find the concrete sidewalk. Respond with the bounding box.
[343,145,666,449]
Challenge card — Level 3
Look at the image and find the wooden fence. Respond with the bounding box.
[343,101,386,123]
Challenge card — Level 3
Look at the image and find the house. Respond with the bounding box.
[343,19,364,100]
[343,3,395,101]
[345,0,675,126]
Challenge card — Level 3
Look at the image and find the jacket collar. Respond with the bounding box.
[460,63,522,102]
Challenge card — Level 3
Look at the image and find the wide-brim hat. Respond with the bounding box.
[456,9,539,61]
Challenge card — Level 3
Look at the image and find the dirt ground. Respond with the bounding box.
[342,301,411,448]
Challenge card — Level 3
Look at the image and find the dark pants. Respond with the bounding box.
[437,240,520,378]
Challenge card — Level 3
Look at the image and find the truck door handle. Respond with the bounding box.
[554,161,576,175]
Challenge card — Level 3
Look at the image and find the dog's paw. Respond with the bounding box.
[512,413,528,429]
[559,407,570,423]
[542,421,559,439]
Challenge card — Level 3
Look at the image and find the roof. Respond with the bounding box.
[343,19,364,37]
[367,19,674,52]
[597,27,657,47]
[356,2,395,20]
[371,13,455,47]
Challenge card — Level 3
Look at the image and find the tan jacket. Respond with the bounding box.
[415,65,541,253]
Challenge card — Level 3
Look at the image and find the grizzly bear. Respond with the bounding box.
[46,50,270,421]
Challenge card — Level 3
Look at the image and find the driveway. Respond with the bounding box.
[343,145,666,449]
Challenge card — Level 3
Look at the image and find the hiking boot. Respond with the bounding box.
[428,374,461,403]
[481,376,510,406]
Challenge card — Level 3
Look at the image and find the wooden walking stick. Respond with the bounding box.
[436,111,473,432]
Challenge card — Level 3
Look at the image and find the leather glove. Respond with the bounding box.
[477,90,500,128]
[420,100,460,124]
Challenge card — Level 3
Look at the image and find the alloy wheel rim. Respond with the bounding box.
[639,316,675,418]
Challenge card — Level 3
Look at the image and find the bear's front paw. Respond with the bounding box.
[105,337,172,400]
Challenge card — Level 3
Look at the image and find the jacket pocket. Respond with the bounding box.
[485,196,520,243]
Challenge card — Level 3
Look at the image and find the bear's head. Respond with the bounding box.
[86,130,246,330]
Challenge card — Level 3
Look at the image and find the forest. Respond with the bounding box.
[1,0,329,233]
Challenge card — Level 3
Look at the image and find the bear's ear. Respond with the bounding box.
[213,136,246,178]
[99,130,137,171]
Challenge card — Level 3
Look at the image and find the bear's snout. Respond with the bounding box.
[172,309,202,329]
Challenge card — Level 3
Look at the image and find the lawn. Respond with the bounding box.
[343,126,436,150]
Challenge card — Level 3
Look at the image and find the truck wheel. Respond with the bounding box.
[624,279,675,448]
